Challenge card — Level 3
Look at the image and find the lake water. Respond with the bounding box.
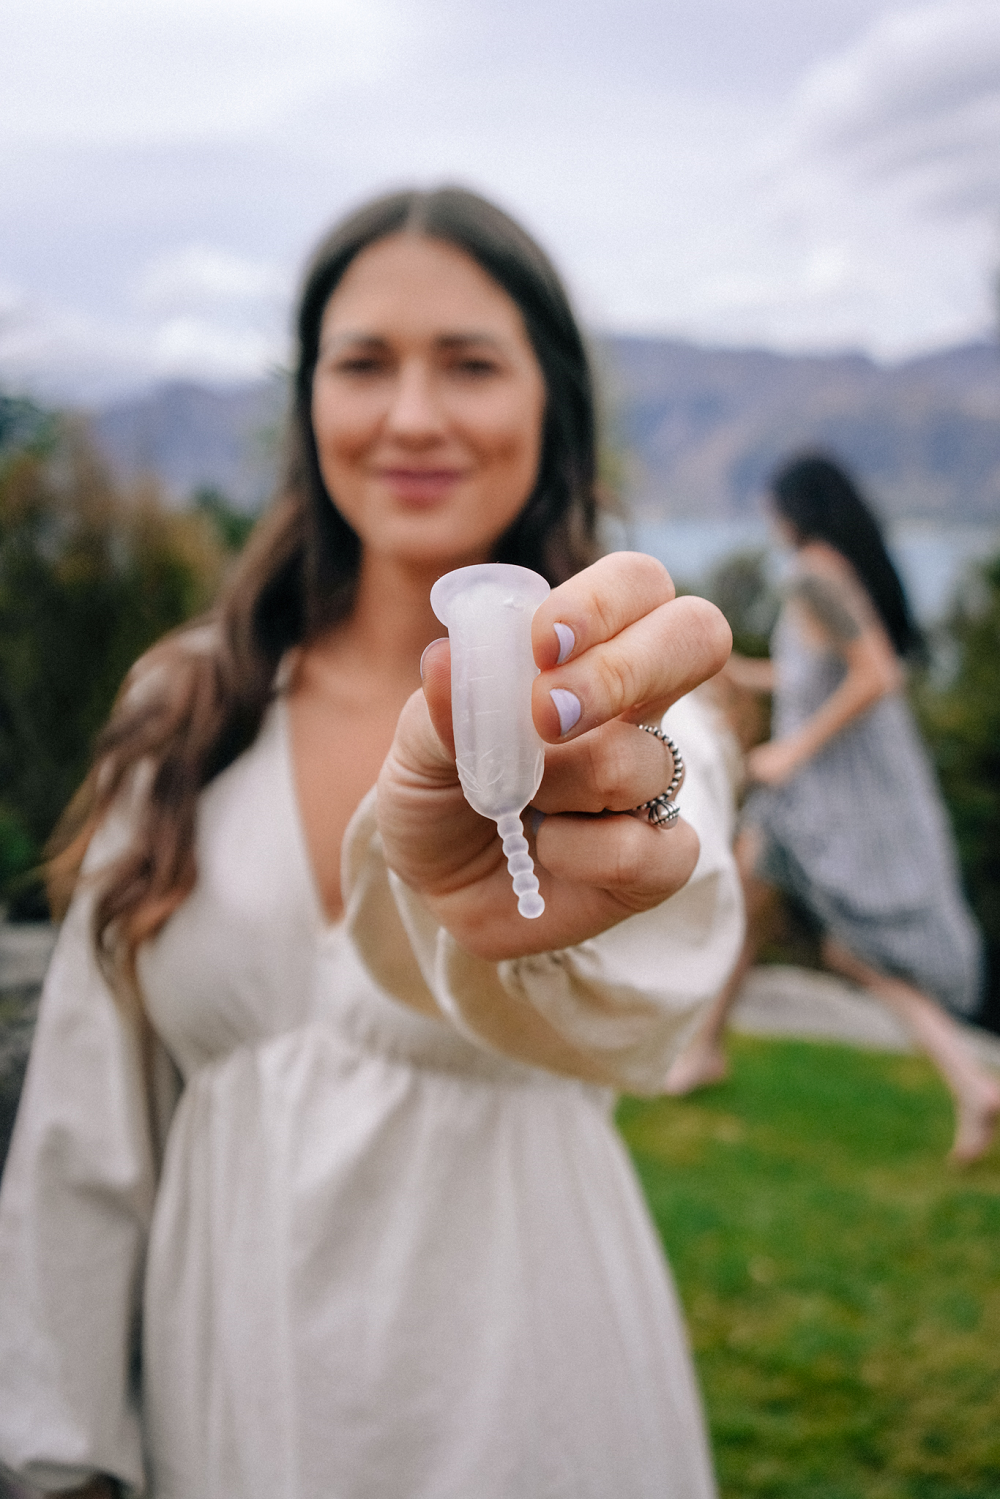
[602,516,1000,623]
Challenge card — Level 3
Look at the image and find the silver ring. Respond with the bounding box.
[634,724,684,828]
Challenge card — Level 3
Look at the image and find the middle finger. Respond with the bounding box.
[533,717,681,815]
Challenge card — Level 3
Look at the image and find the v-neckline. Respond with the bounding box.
[274,692,348,938]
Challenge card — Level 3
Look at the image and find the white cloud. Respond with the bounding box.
[2,0,998,395]
[0,279,28,328]
[148,317,287,383]
[137,247,290,314]
[0,286,288,401]
[0,0,411,148]
[653,0,1000,357]
[793,1,1000,214]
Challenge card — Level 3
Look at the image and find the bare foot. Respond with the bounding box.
[949,1078,1000,1165]
[663,1044,729,1097]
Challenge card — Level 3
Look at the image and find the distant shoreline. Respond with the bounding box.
[607,514,1000,624]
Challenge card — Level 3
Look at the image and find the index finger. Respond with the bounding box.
[531,552,676,670]
[532,592,731,741]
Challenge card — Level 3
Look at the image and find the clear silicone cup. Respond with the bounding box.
[430,563,551,919]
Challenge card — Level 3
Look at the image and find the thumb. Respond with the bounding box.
[419,636,455,754]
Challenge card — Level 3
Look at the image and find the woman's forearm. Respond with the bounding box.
[723,653,775,693]
[775,649,901,771]
[748,630,902,786]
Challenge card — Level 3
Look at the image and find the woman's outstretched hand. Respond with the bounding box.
[745,736,803,786]
[376,553,731,961]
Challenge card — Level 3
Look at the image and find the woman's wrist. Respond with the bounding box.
[723,654,774,693]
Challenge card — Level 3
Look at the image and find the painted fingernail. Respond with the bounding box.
[554,622,575,665]
[550,688,582,736]
[419,638,448,680]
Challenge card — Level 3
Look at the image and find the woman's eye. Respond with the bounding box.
[336,358,386,375]
[452,358,500,378]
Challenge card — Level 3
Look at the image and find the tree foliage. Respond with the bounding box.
[0,412,229,915]
[193,484,258,551]
[704,548,779,660]
[915,555,1000,1027]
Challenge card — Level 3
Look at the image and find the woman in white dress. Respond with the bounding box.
[0,188,741,1498]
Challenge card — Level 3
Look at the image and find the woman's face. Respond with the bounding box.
[311,233,547,572]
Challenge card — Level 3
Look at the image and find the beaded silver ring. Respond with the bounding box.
[634,724,684,828]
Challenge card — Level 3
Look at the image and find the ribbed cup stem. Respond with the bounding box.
[496,812,544,919]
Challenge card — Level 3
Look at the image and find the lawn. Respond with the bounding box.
[617,1036,1000,1499]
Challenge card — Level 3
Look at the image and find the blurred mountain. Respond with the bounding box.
[87,376,289,512]
[84,339,1000,521]
[599,338,1000,522]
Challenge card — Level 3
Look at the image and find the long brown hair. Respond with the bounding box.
[771,454,925,660]
[50,186,604,999]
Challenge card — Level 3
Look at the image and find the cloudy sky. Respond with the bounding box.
[2,0,999,399]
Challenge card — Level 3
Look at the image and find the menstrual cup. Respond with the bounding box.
[430,563,551,918]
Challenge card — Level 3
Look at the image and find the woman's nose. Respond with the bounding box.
[384,361,445,442]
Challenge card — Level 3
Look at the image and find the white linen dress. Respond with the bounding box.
[0,689,743,1498]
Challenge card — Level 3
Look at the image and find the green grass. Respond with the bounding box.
[617,1036,1000,1499]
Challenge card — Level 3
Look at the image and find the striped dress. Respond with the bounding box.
[745,570,983,1016]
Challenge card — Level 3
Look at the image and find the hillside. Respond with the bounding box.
[85,338,1000,522]
[89,376,288,512]
[599,337,1000,521]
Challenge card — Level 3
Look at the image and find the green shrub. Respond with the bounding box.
[916,555,1000,1028]
[0,414,227,914]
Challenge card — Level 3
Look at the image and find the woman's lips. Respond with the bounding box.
[377,467,468,503]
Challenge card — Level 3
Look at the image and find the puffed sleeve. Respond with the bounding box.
[0,811,180,1495]
[344,690,745,1094]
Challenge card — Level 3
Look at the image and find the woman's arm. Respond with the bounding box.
[746,571,903,786]
[721,653,775,694]
[0,805,175,1494]
[349,687,744,1093]
[376,552,732,964]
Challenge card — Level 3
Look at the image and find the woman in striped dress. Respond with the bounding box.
[665,454,999,1164]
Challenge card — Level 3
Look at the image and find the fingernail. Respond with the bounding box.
[419,638,448,680]
[550,688,581,736]
[554,622,575,665]
[529,808,546,836]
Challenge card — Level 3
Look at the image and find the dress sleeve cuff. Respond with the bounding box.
[342,690,745,1093]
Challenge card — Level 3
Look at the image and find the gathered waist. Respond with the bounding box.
[309,919,591,1089]
[322,986,571,1086]
[174,963,600,1099]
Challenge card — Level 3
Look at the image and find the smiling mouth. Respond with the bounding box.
[377,467,468,502]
